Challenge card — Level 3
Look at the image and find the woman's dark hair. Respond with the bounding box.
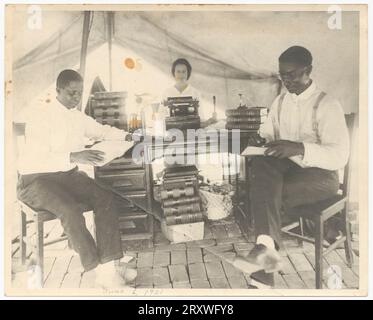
[171,58,192,80]
[56,69,83,89]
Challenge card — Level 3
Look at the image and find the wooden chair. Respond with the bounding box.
[281,113,356,289]
[18,201,68,282]
[14,122,68,283]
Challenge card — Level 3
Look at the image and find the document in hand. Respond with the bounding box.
[240,146,268,156]
[87,140,134,166]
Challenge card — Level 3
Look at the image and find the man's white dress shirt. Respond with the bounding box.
[259,81,349,171]
[18,97,126,175]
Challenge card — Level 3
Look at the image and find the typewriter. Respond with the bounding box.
[164,96,201,131]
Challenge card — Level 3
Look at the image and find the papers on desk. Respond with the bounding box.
[241,146,268,156]
[86,140,133,166]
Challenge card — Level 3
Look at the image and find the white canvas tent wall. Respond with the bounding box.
[10,8,360,200]
[11,9,359,116]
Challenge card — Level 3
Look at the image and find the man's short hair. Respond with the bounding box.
[171,58,192,80]
[56,69,83,89]
[279,46,313,67]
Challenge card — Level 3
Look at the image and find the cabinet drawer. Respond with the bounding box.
[99,156,144,171]
[97,170,146,191]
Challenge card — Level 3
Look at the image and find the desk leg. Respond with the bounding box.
[245,157,254,231]
[235,157,254,239]
[145,162,154,248]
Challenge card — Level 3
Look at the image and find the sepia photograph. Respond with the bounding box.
[3,3,368,297]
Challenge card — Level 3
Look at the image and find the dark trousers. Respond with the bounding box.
[249,156,339,248]
[248,157,339,286]
[17,167,124,271]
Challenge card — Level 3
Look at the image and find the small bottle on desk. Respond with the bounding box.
[212,95,217,121]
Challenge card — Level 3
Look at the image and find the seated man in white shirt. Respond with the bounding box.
[242,46,349,288]
[17,69,137,288]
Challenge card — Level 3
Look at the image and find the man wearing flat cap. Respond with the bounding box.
[242,46,350,288]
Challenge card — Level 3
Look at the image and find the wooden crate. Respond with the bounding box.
[161,221,204,244]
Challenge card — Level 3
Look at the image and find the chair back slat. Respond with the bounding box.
[342,113,356,197]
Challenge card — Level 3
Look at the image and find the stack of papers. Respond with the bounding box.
[86,140,133,166]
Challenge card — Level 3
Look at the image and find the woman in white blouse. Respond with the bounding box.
[153,58,224,182]
[162,58,217,128]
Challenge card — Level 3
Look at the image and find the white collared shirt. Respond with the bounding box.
[17,97,126,175]
[259,81,349,171]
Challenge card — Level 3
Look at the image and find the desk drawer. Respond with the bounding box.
[97,170,146,191]
[99,157,144,171]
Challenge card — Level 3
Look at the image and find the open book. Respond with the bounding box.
[86,140,134,166]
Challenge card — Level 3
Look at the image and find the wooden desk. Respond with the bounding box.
[96,130,251,247]
[140,129,249,227]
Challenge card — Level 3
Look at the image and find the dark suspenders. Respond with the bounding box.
[312,92,327,143]
[273,91,326,143]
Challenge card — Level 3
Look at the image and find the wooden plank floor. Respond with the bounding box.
[11,214,359,290]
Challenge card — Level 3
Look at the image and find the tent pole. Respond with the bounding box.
[78,11,91,111]
[107,12,114,91]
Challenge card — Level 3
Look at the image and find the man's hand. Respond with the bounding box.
[70,150,105,165]
[264,140,304,158]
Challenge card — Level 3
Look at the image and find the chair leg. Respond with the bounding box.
[342,209,354,267]
[315,215,324,289]
[20,209,27,266]
[297,217,304,248]
[35,216,44,283]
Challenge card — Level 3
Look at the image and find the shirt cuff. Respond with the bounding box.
[302,142,317,167]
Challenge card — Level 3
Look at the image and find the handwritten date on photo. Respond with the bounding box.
[138,304,234,317]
